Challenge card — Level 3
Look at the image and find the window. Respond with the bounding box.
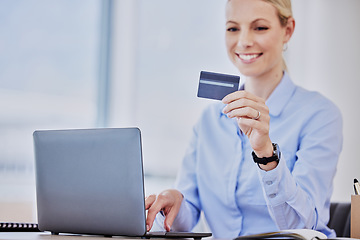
[0,0,100,222]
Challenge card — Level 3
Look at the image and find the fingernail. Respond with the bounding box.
[146,225,150,231]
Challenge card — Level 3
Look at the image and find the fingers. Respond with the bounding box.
[146,195,164,231]
[145,190,183,232]
[222,90,272,156]
[222,91,269,120]
[145,195,156,231]
[145,194,156,210]
[163,207,178,231]
[236,116,269,135]
[162,191,183,231]
[222,90,265,104]
[224,106,261,119]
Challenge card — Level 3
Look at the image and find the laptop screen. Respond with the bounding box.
[33,128,147,236]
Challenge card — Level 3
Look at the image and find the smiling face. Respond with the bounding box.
[225,0,293,79]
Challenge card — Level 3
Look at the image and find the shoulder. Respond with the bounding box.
[273,74,343,140]
[289,86,343,141]
[292,86,342,119]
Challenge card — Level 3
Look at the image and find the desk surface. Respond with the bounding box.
[0,232,134,240]
[0,232,216,240]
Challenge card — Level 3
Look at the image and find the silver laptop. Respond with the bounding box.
[33,128,211,239]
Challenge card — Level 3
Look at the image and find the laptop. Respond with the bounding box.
[33,127,211,239]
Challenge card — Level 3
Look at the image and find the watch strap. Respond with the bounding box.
[252,143,280,165]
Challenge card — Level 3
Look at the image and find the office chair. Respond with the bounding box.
[327,202,351,237]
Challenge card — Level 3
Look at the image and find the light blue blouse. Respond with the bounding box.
[158,72,343,238]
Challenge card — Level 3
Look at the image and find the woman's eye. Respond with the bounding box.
[227,27,239,32]
[255,26,269,31]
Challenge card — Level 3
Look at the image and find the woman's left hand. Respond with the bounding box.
[222,90,273,159]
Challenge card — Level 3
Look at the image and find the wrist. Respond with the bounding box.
[254,141,273,158]
[258,161,278,171]
[252,143,281,170]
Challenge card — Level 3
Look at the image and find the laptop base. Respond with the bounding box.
[143,231,212,239]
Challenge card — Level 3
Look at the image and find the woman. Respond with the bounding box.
[145,0,343,238]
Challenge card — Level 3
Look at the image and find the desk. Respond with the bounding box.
[0,232,213,240]
[0,232,133,240]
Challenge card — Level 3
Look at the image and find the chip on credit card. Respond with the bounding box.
[197,71,240,100]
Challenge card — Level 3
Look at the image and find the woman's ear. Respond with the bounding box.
[284,17,295,44]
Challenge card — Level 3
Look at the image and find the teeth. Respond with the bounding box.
[239,54,260,60]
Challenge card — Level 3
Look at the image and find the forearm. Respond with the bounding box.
[258,158,317,230]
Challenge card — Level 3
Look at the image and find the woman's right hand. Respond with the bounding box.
[145,189,183,232]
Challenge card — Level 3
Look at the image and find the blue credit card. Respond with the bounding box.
[197,71,240,100]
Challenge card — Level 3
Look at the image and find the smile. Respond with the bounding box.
[237,53,263,62]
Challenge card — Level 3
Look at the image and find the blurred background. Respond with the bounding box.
[0,0,359,223]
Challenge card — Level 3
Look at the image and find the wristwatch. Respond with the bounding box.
[252,143,281,165]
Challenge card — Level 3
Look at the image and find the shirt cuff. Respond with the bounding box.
[171,198,194,231]
[257,156,297,206]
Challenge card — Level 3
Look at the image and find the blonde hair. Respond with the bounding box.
[262,0,293,27]
[227,0,293,25]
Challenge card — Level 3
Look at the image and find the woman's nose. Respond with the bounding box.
[237,30,254,49]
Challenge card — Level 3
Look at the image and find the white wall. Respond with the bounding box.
[109,0,234,178]
[288,0,360,202]
[109,0,360,202]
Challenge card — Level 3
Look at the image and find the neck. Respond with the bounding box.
[244,70,284,100]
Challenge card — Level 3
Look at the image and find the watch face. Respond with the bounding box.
[273,143,281,160]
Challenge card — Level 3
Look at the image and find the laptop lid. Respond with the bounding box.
[33,127,147,236]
